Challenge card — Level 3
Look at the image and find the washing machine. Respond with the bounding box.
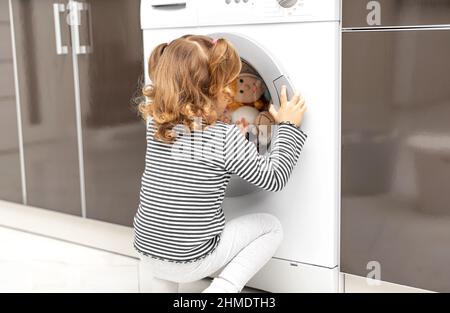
[141,0,341,292]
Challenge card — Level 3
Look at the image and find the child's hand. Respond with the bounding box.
[218,111,232,124]
[269,85,306,127]
[235,118,250,136]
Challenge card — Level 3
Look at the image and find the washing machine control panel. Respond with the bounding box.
[141,0,339,29]
[197,0,339,26]
[221,0,308,18]
[223,0,300,7]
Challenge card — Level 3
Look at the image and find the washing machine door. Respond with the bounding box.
[209,32,295,197]
[210,32,295,110]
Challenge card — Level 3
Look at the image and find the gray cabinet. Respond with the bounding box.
[12,0,82,215]
[77,0,145,225]
[342,0,450,292]
[0,0,23,203]
[4,0,145,225]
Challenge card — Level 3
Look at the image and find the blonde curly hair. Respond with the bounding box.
[139,34,242,142]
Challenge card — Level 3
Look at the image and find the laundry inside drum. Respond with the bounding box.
[224,59,276,197]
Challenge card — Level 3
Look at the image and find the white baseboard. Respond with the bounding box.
[342,273,432,293]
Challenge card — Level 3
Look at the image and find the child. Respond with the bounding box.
[134,35,307,293]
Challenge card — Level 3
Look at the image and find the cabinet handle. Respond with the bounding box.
[82,2,94,54]
[53,3,68,55]
[68,1,93,55]
[151,0,186,9]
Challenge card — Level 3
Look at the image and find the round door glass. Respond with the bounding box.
[208,33,294,197]
[224,59,275,197]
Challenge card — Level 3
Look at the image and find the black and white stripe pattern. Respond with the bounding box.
[133,119,307,263]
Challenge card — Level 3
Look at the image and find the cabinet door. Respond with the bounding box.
[0,0,22,203]
[11,0,82,215]
[76,0,145,225]
[341,29,450,292]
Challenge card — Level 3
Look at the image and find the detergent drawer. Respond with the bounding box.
[140,0,197,29]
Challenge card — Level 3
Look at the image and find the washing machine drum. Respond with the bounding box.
[209,33,295,197]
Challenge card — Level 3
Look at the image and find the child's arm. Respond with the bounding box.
[224,123,307,192]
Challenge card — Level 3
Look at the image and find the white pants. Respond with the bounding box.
[138,213,283,293]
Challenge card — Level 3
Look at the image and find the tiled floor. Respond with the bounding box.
[0,226,257,293]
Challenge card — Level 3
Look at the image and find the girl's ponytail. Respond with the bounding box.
[208,38,241,97]
[140,42,167,120]
[148,42,168,81]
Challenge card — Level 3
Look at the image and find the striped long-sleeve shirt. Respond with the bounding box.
[133,119,307,263]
